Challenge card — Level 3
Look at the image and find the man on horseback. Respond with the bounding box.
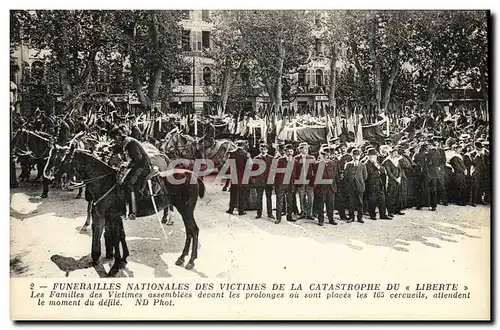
[109,126,152,220]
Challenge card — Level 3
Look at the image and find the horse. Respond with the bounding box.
[45,135,174,233]
[62,144,205,275]
[11,129,55,195]
[161,127,237,172]
[42,132,102,199]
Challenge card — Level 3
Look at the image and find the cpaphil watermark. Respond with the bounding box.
[159,158,333,186]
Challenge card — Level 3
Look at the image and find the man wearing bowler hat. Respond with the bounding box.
[253,143,275,219]
[344,148,367,223]
[364,148,390,220]
[313,145,339,226]
[226,140,250,215]
[294,142,316,220]
[273,144,296,224]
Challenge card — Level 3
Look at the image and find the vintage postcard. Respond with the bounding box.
[9,8,491,320]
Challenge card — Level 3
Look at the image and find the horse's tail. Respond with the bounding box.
[197,175,206,199]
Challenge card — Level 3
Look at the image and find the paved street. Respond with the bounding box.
[10,174,490,285]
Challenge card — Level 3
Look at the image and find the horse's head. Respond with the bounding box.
[11,129,29,155]
[43,143,70,181]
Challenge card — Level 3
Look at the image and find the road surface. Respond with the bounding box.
[10,177,490,285]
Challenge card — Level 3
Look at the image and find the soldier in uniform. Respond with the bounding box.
[344,148,367,223]
[364,148,391,220]
[253,143,275,219]
[313,145,339,226]
[109,127,152,220]
[273,144,296,224]
[294,142,316,220]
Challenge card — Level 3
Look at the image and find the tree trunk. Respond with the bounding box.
[423,72,438,111]
[60,67,72,99]
[148,68,162,110]
[328,45,338,113]
[382,58,399,110]
[146,11,162,111]
[275,36,285,109]
[369,18,381,111]
[264,78,276,106]
[479,67,488,119]
[129,18,149,110]
[220,61,231,113]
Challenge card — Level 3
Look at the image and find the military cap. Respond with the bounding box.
[284,144,294,150]
[298,142,309,149]
[351,148,361,156]
[367,148,377,156]
[347,146,354,154]
[474,141,483,148]
[339,142,347,148]
[259,143,269,149]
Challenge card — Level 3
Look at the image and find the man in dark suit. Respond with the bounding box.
[470,141,488,205]
[226,140,251,215]
[448,144,468,206]
[364,148,390,220]
[344,149,368,223]
[272,144,296,224]
[336,143,353,220]
[434,137,449,206]
[252,143,275,219]
[313,146,339,226]
[426,140,441,211]
[294,142,316,220]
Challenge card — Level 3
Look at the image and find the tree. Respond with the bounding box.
[111,10,186,111]
[211,10,313,110]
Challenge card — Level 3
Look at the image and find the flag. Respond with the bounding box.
[292,120,298,142]
[355,110,364,145]
[326,114,334,141]
[347,109,355,133]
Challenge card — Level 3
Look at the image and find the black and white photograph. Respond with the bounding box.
[8,7,491,320]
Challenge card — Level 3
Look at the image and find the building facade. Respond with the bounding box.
[171,10,215,114]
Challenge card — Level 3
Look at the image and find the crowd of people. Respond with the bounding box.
[11,103,490,228]
[224,108,490,226]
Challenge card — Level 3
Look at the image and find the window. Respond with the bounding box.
[203,67,212,85]
[202,10,210,22]
[191,31,202,51]
[314,38,322,56]
[202,31,210,49]
[316,69,323,86]
[182,30,191,51]
[298,69,306,86]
